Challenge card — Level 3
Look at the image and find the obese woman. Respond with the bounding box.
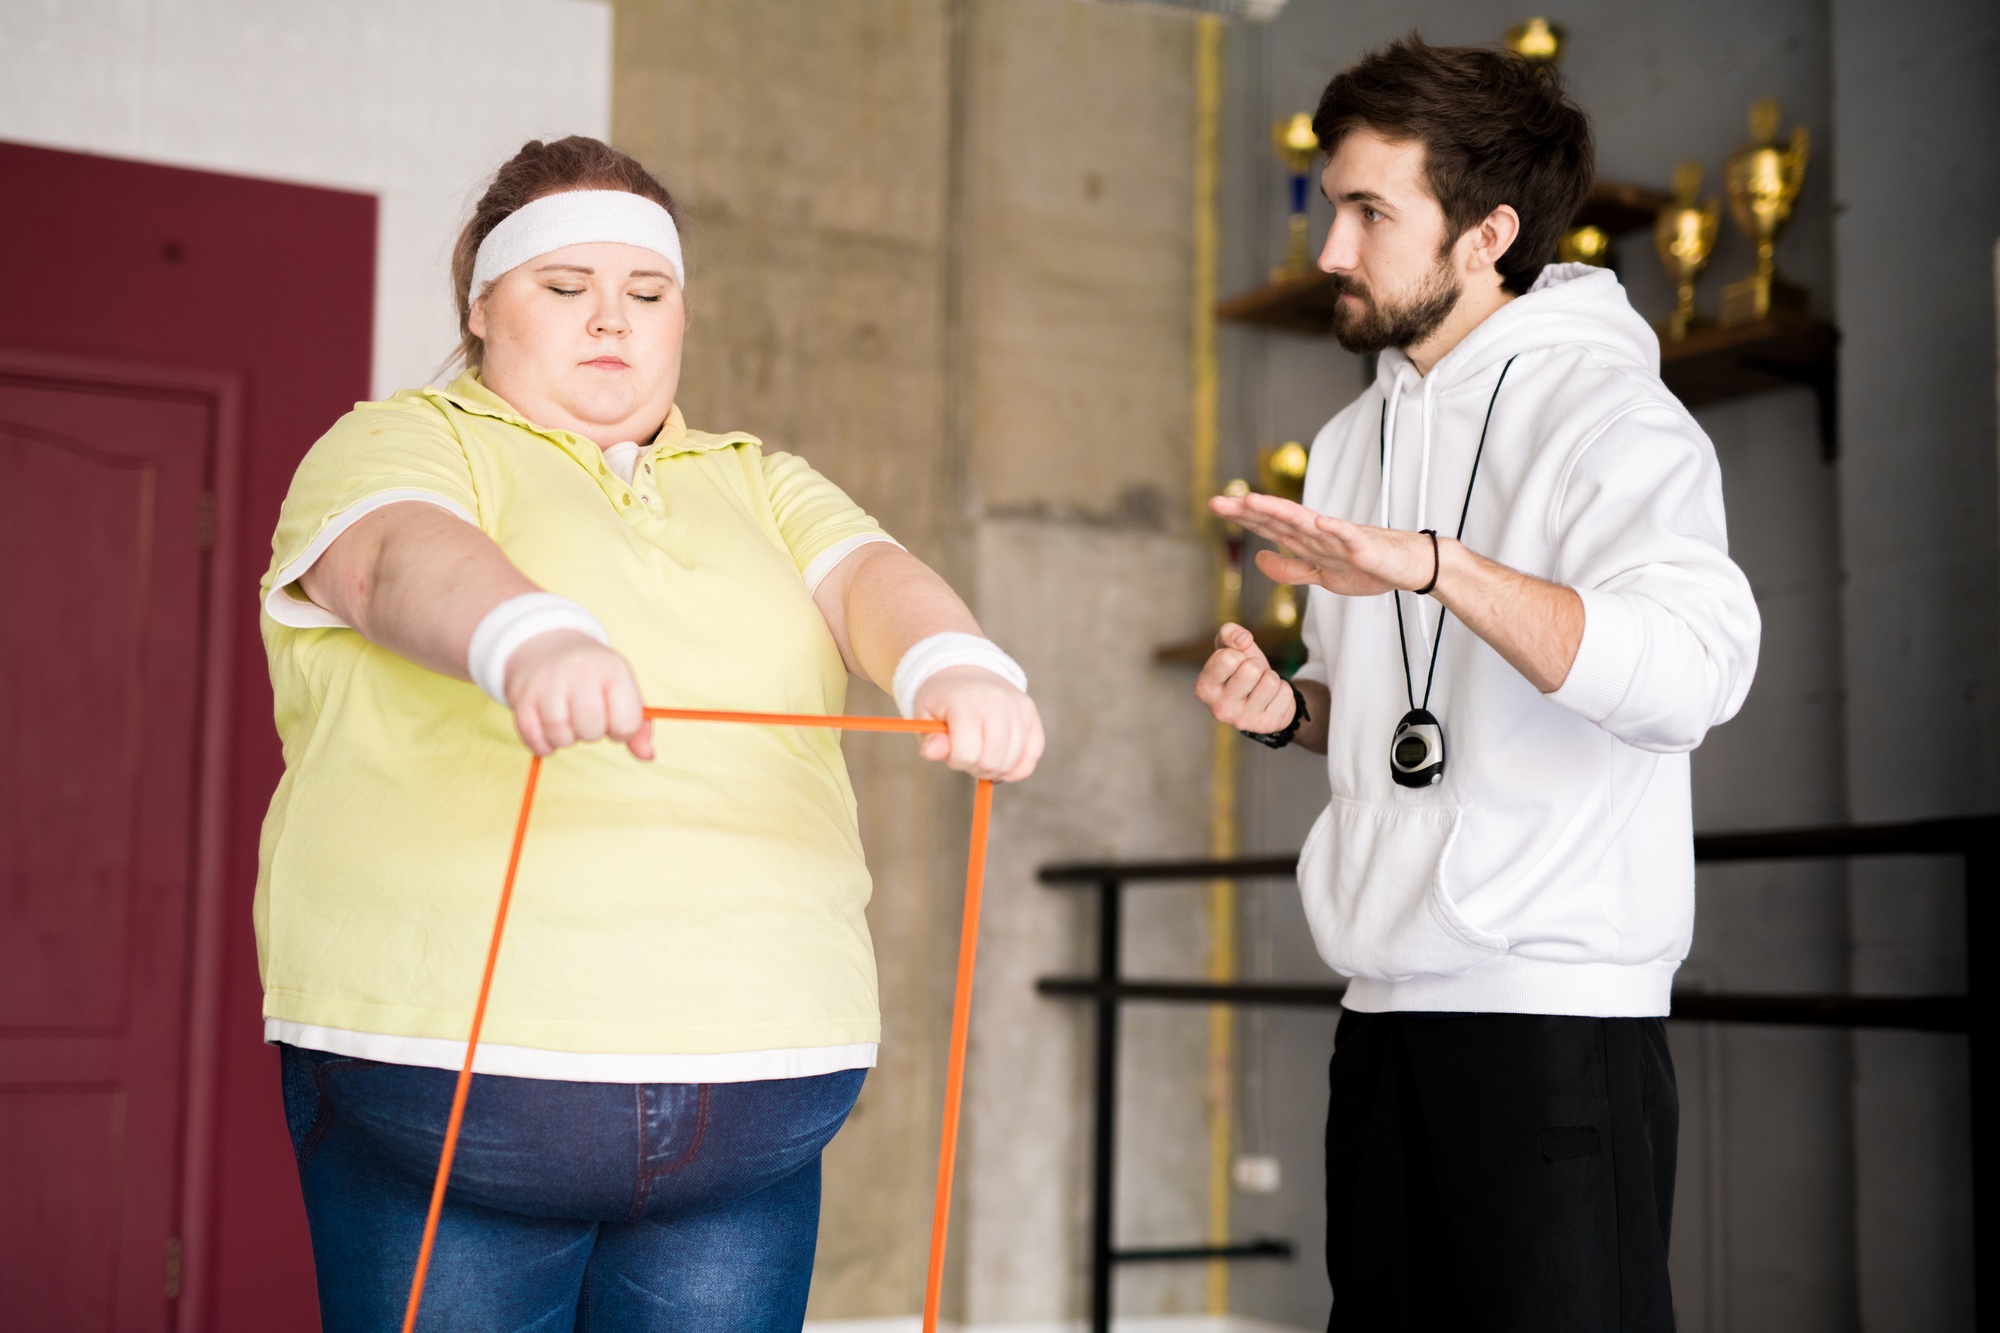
[257,135,1041,1332]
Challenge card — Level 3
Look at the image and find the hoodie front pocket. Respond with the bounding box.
[1297,797,1506,982]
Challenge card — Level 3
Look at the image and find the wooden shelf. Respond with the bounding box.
[1575,179,1671,237]
[1659,313,1840,457]
[1215,267,1338,335]
[1217,181,1670,336]
[1213,170,1839,455]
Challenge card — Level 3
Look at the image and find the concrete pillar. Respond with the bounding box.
[615,2,963,1315]
[949,2,1211,1321]
[614,1,1212,1322]
[1831,3,2000,1328]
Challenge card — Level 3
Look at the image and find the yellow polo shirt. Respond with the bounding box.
[256,374,893,1057]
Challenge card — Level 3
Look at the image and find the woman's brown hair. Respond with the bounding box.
[447,135,681,374]
[1313,36,1594,294]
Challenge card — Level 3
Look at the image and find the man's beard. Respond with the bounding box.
[1329,257,1462,355]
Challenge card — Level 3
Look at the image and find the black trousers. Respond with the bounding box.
[1325,1010,1678,1332]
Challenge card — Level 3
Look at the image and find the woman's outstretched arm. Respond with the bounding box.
[297,502,655,759]
[813,543,1043,782]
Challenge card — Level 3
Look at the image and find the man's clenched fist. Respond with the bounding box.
[1194,623,1295,733]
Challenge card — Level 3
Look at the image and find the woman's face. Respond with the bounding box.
[468,239,686,448]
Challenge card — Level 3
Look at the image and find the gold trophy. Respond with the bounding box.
[1653,161,1720,341]
[1556,224,1611,267]
[1255,442,1310,634]
[1719,99,1810,327]
[1272,114,1320,279]
[1502,17,1565,63]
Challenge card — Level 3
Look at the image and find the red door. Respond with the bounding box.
[0,362,217,1331]
[0,140,375,1332]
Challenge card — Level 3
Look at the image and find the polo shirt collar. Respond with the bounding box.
[424,372,758,458]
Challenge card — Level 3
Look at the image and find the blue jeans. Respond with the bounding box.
[280,1044,865,1332]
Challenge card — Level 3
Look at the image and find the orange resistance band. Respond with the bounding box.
[400,707,992,1333]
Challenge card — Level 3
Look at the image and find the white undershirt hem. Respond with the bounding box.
[265,1019,878,1084]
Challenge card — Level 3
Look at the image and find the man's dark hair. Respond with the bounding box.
[1312,35,1594,294]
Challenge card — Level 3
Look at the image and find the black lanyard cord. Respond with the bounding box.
[1380,354,1519,712]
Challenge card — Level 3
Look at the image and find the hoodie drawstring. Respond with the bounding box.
[1378,369,1439,660]
[1377,372,1408,532]
[1376,357,1521,708]
[1414,376,1439,644]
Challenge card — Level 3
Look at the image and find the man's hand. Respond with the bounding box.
[1209,491,1436,595]
[1208,490,1583,694]
[1195,624,1295,732]
[504,629,656,760]
[1195,625,1332,752]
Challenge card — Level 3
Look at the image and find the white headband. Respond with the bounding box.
[468,189,685,298]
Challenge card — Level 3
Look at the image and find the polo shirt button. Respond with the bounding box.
[621,494,632,507]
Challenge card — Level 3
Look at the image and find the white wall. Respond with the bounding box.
[0,0,612,397]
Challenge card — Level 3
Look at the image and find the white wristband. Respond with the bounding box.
[467,593,611,705]
[891,631,1029,719]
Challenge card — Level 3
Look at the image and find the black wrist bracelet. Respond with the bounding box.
[1412,528,1441,596]
[1240,679,1310,750]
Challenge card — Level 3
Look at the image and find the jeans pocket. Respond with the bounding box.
[279,1044,325,1166]
[278,1044,381,1171]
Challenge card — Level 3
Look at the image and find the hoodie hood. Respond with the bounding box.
[1372,263,1660,398]
[1363,266,1665,536]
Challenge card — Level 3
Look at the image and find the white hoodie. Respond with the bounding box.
[1291,263,1760,1017]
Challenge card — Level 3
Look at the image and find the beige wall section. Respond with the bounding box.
[615,2,966,1317]
[964,520,1213,1324]
[614,0,956,554]
[952,3,1207,1323]
[615,0,1211,1323]
[958,2,1199,527]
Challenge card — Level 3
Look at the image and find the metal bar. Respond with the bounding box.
[1036,977,1967,1032]
[1665,993,1967,1032]
[1040,855,1299,885]
[1041,977,1346,1008]
[1966,836,1996,1327]
[1693,817,2000,862]
[1041,812,2000,1328]
[1089,879,1121,1333]
[1111,1238,1296,1264]
[1038,816,2000,887]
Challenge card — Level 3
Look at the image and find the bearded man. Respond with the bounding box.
[1194,38,1761,1331]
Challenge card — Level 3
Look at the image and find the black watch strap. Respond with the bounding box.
[1240,680,1309,749]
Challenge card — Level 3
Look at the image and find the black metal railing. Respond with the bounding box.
[1035,816,1997,1333]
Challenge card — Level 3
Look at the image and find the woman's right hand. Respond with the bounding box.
[503,630,655,760]
[1194,623,1294,733]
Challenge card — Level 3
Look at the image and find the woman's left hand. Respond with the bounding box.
[913,666,1044,782]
